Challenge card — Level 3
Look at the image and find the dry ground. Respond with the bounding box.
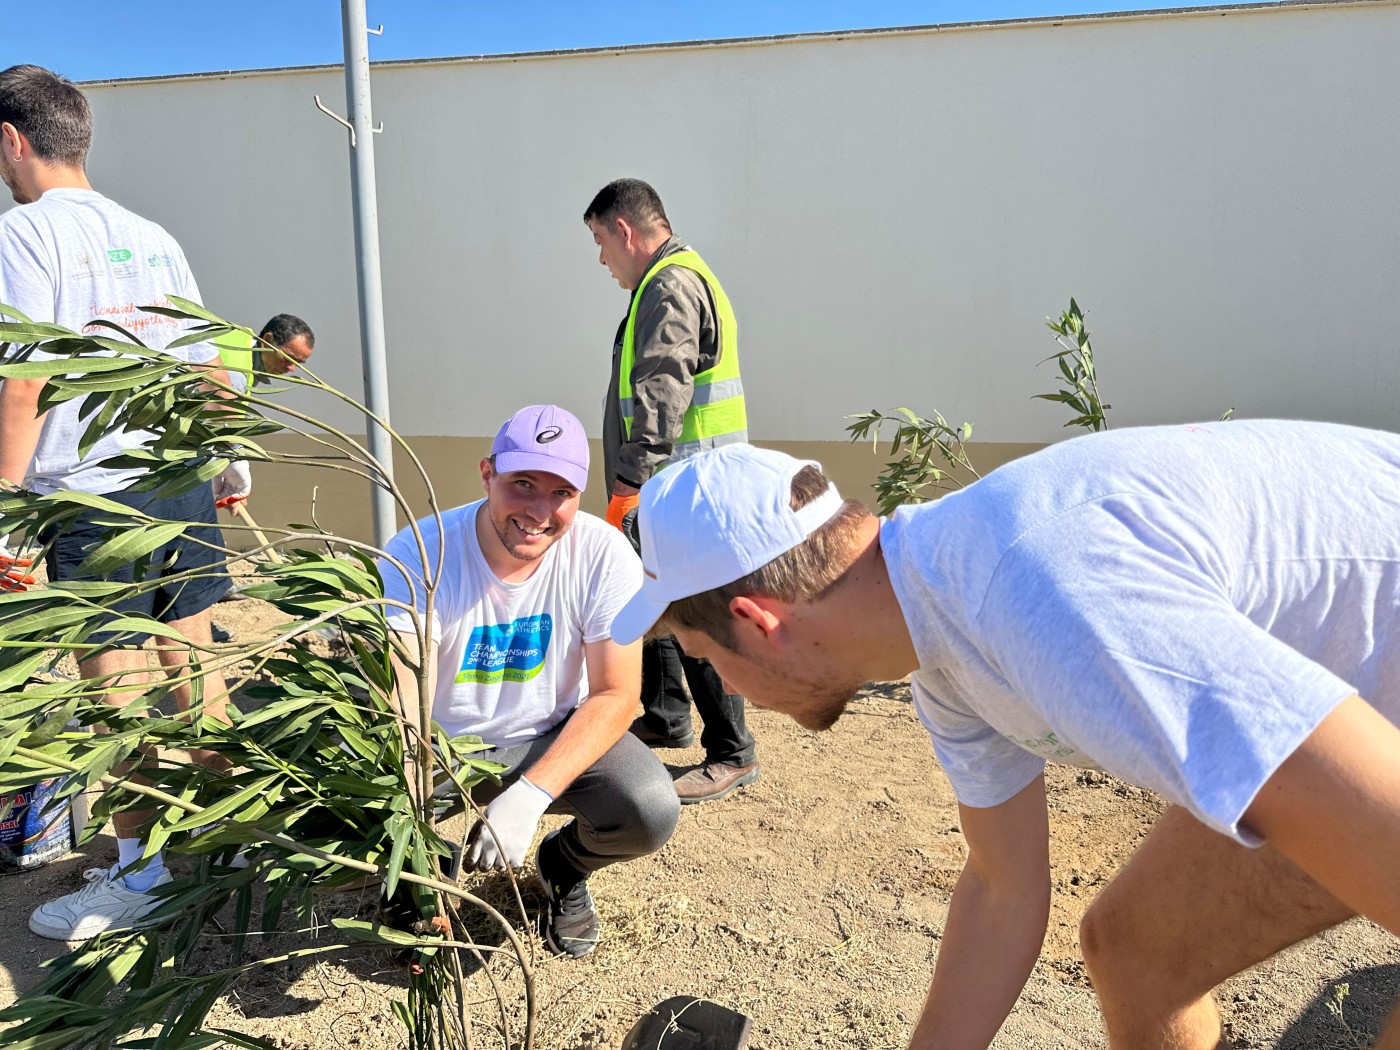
[2,588,1398,1049]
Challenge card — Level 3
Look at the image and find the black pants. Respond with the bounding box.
[639,635,757,767]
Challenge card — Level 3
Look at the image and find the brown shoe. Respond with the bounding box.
[673,761,760,805]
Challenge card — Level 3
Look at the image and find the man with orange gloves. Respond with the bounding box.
[584,178,760,803]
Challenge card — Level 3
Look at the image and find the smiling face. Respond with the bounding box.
[671,619,865,733]
[477,460,580,575]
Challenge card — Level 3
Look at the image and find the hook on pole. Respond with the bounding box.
[368,24,384,35]
[313,94,357,146]
[314,95,385,146]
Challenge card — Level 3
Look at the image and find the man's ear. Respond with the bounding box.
[614,216,637,250]
[1,123,22,160]
[479,458,494,491]
[728,594,785,645]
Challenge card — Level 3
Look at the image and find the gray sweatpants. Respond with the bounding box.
[438,717,680,876]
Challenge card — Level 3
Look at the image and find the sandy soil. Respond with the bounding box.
[2,589,1398,1049]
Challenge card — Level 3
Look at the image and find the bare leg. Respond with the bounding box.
[77,646,154,840]
[1377,1002,1400,1050]
[79,610,232,839]
[155,608,231,772]
[1081,806,1356,1049]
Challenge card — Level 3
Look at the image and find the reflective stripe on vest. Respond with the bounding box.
[618,250,746,458]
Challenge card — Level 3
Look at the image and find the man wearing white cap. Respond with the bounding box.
[379,404,679,958]
[611,421,1400,1049]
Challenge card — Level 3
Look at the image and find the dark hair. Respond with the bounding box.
[659,466,872,650]
[583,178,671,235]
[0,65,91,166]
[258,313,315,350]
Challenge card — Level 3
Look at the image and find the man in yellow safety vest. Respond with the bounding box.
[583,178,760,804]
[213,313,315,395]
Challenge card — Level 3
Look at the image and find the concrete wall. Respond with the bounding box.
[15,1,1400,534]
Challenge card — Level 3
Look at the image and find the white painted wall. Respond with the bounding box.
[45,2,1400,442]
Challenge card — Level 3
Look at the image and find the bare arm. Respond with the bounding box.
[520,636,642,798]
[0,376,47,487]
[908,775,1052,1050]
[200,354,237,396]
[1243,693,1400,936]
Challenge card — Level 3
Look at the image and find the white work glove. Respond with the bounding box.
[212,460,252,507]
[466,777,553,871]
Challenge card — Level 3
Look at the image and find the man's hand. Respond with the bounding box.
[606,492,640,530]
[466,777,553,871]
[212,461,252,507]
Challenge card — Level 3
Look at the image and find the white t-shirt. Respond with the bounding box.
[0,188,217,494]
[883,419,1400,844]
[380,502,643,747]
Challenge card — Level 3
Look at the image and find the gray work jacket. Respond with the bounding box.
[601,236,733,490]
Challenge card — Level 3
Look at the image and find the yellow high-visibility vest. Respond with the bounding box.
[618,250,746,462]
[213,328,255,379]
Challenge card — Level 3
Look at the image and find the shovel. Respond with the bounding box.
[622,996,752,1050]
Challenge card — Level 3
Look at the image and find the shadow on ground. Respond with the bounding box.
[1276,962,1399,1050]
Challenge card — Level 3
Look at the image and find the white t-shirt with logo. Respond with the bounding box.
[882,420,1400,844]
[380,502,643,747]
[0,188,217,493]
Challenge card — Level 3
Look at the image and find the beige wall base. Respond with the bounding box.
[238,434,1045,549]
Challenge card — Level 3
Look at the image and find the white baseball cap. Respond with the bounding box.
[610,444,846,645]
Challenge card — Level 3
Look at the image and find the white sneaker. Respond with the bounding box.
[28,867,173,941]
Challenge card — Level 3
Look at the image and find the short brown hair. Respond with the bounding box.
[659,465,871,650]
[0,65,91,166]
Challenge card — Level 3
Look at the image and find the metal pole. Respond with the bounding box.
[340,0,396,546]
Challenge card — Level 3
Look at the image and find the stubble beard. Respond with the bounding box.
[491,513,552,563]
[0,155,25,204]
[790,679,863,732]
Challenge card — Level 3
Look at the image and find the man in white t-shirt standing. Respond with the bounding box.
[380,404,679,958]
[0,65,248,940]
[610,422,1400,1049]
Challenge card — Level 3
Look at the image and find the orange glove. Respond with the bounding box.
[606,493,640,531]
[0,552,36,593]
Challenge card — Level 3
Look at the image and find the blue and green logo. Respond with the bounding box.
[456,614,553,684]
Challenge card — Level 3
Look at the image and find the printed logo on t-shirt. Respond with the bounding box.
[456,614,553,684]
[106,247,138,279]
[72,251,101,278]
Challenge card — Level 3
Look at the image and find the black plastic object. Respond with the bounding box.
[622,996,753,1050]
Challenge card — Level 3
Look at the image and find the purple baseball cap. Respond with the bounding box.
[489,405,590,492]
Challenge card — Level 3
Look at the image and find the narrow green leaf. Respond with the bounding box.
[166,776,279,832]
[330,916,420,947]
[79,521,187,576]
[383,811,413,897]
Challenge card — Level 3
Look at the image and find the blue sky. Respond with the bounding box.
[7,1,1235,82]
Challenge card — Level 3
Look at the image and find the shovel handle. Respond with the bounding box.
[230,502,283,564]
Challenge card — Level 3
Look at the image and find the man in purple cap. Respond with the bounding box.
[378,404,679,958]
